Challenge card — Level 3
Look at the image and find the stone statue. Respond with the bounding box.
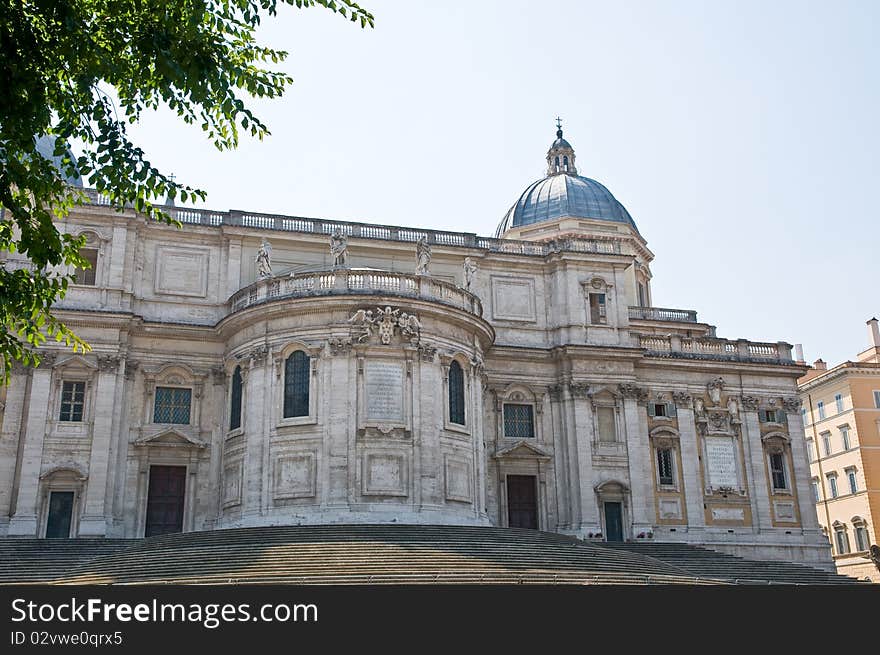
[398,312,422,340]
[330,228,348,268]
[415,236,431,276]
[707,377,724,406]
[463,257,477,291]
[727,396,739,421]
[694,397,705,416]
[256,239,272,279]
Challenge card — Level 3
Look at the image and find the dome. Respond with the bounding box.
[495,123,638,237]
[35,134,82,187]
[496,173,637,237]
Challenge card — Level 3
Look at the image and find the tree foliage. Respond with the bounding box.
[0,0,373,381]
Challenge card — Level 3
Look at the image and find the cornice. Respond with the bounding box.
[798,361,880,392]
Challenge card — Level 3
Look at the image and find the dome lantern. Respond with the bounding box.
[546,117,577,176]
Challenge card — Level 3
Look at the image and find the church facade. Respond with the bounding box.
[0,127,831,568]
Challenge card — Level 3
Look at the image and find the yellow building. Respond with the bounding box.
[799,318,880,581]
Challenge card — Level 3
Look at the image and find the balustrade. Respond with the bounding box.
[230,269,483,317]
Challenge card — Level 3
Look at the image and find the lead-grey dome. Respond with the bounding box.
[495,124,638,237]
[496,173,637,237]
[35,134,82,187]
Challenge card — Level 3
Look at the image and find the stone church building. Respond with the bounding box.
[0,127,831,569]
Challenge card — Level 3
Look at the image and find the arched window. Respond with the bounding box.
[563,155,569,171]
[229,366,243,430]
[284,351,310,418]
[448,360,465,425]
[554,156,560,171]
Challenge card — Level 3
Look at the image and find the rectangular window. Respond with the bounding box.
[589,293,607,325]
[811,480,820,502]
[874,391,880,409]
[828,475,838,498]
[840,426,850,451]
[657,448,674,486]
[801,407,808,424]
[153,387,192,424]
[637,282,646,307]
[817,401,825,419]
[759,409,784,424]
[835,530,849,555]
[855,526,869,552]
[822,432,831,457]
[834,393,843,414]
[805,438,815,461]
[596,406,617,443]
[59,381,85,422]
[647,402,676,418]
[847,470,857,494]
[74,248,98,286]
[503,404,534,439]
[769,452,787,491]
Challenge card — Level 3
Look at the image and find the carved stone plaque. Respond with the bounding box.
[711,507,744,521]
[705,436,738,489]
[365,361,405,422]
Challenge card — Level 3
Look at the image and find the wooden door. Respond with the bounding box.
[45,492,74,539]
[507,475,538,529]
[145,465,186,537]
[604,502,623,542]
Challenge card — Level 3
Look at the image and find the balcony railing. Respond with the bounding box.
[636,334,793,364]
[629,306,698,323]
[80,189,623,258]
[229,268,483,317]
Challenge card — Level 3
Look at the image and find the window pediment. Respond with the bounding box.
[40,465,88,481]
[493,440,551,461]
[52,355,98,372]
[135,428,206,449]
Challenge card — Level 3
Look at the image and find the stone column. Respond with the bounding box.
[205,367,228,528]
[784,397,821,533]
[472,361,487,519]
[675,400,705,533]
[741,404,772,530]
[0,365,29,522]
[570,385,599,531]
[548,386,573,530]
[324,342,352,508]
[622,391,652,535]
[79,356,122,536]
[241,347,269,521]
[8,361,54,536]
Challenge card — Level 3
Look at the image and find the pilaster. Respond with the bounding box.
[8,365,53,536]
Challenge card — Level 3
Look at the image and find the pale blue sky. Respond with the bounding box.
[127,0,878,366]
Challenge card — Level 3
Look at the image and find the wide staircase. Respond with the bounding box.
[0,526,859,585]
[0,538,140,584]
[600,542,858,585]
[2,525,705,585]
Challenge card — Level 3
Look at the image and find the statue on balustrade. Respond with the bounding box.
[256,239,272,279]
[330,228,348,268]
[415,236,431,276]
[463,257,478,291]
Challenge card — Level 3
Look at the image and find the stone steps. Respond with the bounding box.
[0,538,141,583]
[0,526,855,585]
[599,542,858,584]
